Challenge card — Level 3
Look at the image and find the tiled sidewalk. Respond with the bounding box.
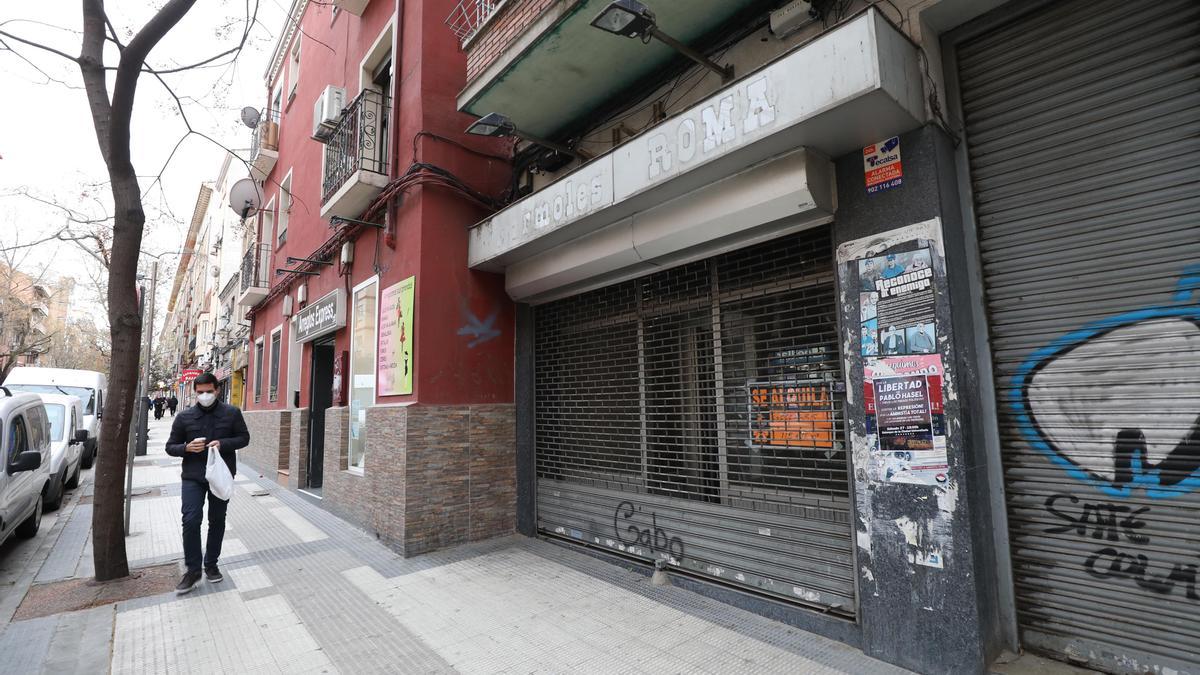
[0,415,910,675]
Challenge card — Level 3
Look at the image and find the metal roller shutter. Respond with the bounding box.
[957,0,1200,671]
[534,227,857,616]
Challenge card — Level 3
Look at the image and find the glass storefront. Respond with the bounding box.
[348,277,378,471]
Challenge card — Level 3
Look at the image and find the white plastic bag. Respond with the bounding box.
[205,446,234,501]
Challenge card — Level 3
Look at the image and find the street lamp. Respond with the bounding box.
[465,112,591,162]
[591,0,734,83]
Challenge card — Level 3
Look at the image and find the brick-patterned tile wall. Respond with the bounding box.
[241,410,290,478]
[288,407,310,490]
[468,404,517,541]
[402,407,472,556]
[465,0,558,82]
[270,403,515,559]
[319,407,373,531]
[366,405,408,551]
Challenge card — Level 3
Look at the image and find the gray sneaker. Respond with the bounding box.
[176,570,202,595]
[204,567,223,583]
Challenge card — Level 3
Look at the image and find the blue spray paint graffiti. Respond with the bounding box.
[1012,267,1200,499]
[458,307,501,348]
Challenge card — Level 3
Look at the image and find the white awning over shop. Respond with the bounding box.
[467,9,925,302]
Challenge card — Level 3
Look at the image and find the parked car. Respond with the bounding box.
[3,368,106,470]
[0,388,51,547]
[37,394,86,511]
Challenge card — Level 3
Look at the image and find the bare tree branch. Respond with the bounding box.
[103,12,124,51]
[0,37,83,88]
[79,0,113,167]
[0,28,79,62]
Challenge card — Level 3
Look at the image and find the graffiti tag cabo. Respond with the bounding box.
[612,501,685,563]
[1013,268,1200,498]
[1044,494,1197,601]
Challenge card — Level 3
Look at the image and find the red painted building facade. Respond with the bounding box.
[239,0,516,556]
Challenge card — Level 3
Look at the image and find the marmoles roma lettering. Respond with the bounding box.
[876,267,932,298]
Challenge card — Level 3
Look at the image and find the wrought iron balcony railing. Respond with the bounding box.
[240,243,272,295]
[250,107,281,161]
[322,89,391,204]
[445,0,506,43]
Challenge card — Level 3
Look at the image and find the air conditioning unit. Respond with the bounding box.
[312,85,347,142]
[769,0,816,39]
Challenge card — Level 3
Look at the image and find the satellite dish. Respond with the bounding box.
[240,106,261,129]
[228,178,263,217]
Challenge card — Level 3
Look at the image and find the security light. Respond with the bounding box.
[591,0,734,83]
[590,0,655,38]
[276,268,321,277]
[465,112,591,162]
[465,112,517,138]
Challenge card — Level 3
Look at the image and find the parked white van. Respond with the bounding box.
[3,368,106,469]
[37,394,86,510]
[0,389,52,547]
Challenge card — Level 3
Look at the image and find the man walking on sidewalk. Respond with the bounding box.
[165,372,250,595]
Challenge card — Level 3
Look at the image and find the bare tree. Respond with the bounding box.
[0,247,57,382]
[47,317,111,371]
[0,0,259,581]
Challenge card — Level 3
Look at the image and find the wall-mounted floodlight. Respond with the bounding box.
[465,112,591,162]
[286,256,333,266]
[329,216,385,229]
[591,0,734,83]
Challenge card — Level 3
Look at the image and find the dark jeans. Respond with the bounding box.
[181,478,228,573]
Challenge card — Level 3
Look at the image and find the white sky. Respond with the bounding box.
[0,0,286,327]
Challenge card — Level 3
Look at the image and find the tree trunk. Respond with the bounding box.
[80,0,200,583]
[90,168,145,582]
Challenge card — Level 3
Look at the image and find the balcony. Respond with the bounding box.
[320,89,391,219]
[237,243,272,307]
[31,301,49,316]
[446,0,507,45]
[456,0,772,139]
[250,108,281,182]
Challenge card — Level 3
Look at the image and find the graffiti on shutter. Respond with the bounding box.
[1014,267,1200,603]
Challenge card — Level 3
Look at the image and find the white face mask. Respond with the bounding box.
[197,393,217,407]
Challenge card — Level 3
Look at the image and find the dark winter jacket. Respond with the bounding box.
[165,401,250,481]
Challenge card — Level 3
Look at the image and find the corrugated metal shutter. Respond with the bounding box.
[958,0,1200,671]
[534,227,857,616]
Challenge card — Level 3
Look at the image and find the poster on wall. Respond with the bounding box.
[748,382,836,450]
[863,136,903,193]
[864,355,948,485]
[378,276,415,396]
[858,248,936,356]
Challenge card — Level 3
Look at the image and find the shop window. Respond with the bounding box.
[534,228,847,508]
[348,277,378,471]
[269,328,281,402]
[254,338,265,403]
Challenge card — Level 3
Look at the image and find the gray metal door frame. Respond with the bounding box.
[937,0,1063,654]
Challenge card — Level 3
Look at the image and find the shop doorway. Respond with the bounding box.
[533,228,855,614]
[307,338,335,492]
